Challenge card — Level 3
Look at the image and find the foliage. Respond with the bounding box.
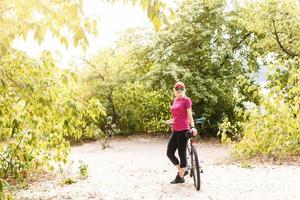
[63,177,77,185]
[99,116,121,149]
[113,82,171,133]
[0,0,181,194]
[0,0,175,56]
[0,50,105,182]
[0,0,98,55]
[233,90,300,158]
[236,0,300,60]
[140,0,261,136]
[233,58,300,159]
[0,178,13,200]
[1,0,300,192]
[231,0,300,159]
[106,0,175,31]
[79,160,88,179]
[81,35,172,134]
[81,0,264,137]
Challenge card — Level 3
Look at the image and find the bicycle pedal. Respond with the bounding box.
[200,169,204,173]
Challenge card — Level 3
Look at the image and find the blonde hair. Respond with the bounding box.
[173,81,186,97]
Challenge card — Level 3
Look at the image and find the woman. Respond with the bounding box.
[165,81,197,184]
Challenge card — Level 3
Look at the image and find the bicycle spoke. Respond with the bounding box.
[192,146,201,190]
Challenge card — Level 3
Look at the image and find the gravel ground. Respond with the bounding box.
[15,134,300,200]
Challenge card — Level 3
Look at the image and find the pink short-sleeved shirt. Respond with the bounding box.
[171,96,192,131]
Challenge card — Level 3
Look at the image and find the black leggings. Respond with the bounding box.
[166,129,189,168]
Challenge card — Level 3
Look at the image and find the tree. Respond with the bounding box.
[81,29,171,133]
[0,0,174,56]
[231,0,300,159]
[0,50,105,181]
[140,0,261,136]
[106,0,175,31]
[0,0,99,55]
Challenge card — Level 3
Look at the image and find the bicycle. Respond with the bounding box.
[185,128,203,191]
[167,117,205,191]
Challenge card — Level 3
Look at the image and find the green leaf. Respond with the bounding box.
[60,36,69,49]
[153,15,161,31]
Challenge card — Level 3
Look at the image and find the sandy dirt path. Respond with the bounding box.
[15,134,300,200]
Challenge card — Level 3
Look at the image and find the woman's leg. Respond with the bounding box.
[176,130,188,178]
[166,132,180,169]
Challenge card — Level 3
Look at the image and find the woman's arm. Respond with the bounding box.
[187,108,197,136]
[187,108,195,128]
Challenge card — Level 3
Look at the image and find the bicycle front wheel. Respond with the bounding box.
[191,145,201,190]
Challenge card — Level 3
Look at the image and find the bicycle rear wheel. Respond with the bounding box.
[191,145,201,190]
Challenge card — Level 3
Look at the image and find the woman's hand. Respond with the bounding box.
[191,127,198,136]
[165,119,173,125]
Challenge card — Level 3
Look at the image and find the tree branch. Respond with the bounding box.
[219,31,252,68]
[233,32,252,51]
[82,58,105,81]
[272,19,298,58]
[0,6,14,15]
[3,72,39,102]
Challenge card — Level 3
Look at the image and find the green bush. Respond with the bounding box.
[113,82,171,134]
[224,0,300,160]
[0,51,106,182]
[233,98,300,158]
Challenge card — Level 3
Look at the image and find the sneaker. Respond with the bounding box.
[170,174,185,184]
[184,170,189,176]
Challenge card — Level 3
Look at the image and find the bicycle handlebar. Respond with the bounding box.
[184,130,194,139]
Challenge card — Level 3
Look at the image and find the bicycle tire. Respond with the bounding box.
[186,141,193,178]
[191,145,201,190]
